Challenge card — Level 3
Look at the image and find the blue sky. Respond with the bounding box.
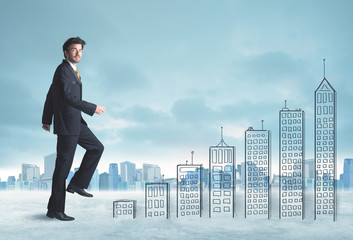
[1,0,352,180]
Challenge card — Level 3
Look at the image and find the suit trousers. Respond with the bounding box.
[47,123,104,212]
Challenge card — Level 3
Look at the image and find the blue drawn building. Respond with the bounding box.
[113,199,137,219]
[245,125,270,219]
[145,182,170,218]
[314,70,336,221]
[209,128,235,218]
[177,160,202,217]
[279,101,304,219]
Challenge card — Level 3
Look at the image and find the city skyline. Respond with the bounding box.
[2,155,353,191]
[1,1,353,184]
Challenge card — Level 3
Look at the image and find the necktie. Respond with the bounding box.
[75,69,81,79]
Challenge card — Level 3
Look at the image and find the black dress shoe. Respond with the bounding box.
[67,183,93,197]
[47,211,74,221]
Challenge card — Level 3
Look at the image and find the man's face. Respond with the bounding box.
[65,43,83,65]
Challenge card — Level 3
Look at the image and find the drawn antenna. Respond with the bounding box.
[323,59,326,79]
[191,151,194,165]
[261,120,264,130]
[221,126,224,141]
[282,100,289,110]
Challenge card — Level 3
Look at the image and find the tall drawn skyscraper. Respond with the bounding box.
[314,64,336,221]
[279,101,304,219]
[209,128,235,218]
[177,152,202,218]
[245,124,270,219]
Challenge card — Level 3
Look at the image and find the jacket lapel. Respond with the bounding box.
[63,60,82,85]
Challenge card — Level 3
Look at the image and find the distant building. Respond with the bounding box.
[143,163,161,182]
[120,161,136,185]
[304,159,314,190]
[343,158,353,190]
[163,178,177,190]
[109,163,119,191]
[88,169,99,191]
[135,168,144,190]
[7,176,16,185]
[235,164,242,187]
[304,159,315,179]
[271,174,280,188]
[240,162,246,189]
[0,182,7,191]
[66,171,74,185]
[7,176,16,190]
[136,168,143,182]
[43,153,56,180]
[314,75,336,220]
[22,164,40,182]
[99,172,109,191]
[201,168,209,189]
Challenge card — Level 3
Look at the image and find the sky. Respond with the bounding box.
[1,0,353,180]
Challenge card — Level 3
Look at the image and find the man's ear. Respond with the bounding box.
[64,50,68,59]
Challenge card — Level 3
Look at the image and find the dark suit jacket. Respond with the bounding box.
[42,60,96,135]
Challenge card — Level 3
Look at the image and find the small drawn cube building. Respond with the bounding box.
[113,199,137,219]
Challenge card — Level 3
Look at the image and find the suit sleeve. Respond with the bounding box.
[42,84,54,124]
[59,68,97,116]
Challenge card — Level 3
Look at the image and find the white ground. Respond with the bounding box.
[0,190,352,240]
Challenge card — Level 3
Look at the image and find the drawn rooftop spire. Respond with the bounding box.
[217,127,229,147]
[316,59,335,93]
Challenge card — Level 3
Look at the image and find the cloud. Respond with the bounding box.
[86,61,152,95]
[238,52,308,80]
[171,98,218,124]
[0,79,41,128]
[122,105,170,125]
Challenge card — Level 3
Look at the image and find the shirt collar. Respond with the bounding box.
[65,59,77,71]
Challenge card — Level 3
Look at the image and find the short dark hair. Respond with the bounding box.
[62,37,86,58]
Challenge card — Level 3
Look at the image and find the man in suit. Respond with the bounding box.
[42,37,105,221]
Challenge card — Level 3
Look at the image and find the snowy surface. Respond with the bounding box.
[1,190,352,240]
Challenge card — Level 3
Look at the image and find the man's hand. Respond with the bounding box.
[95,105,106,115]
[42,124,51,132]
